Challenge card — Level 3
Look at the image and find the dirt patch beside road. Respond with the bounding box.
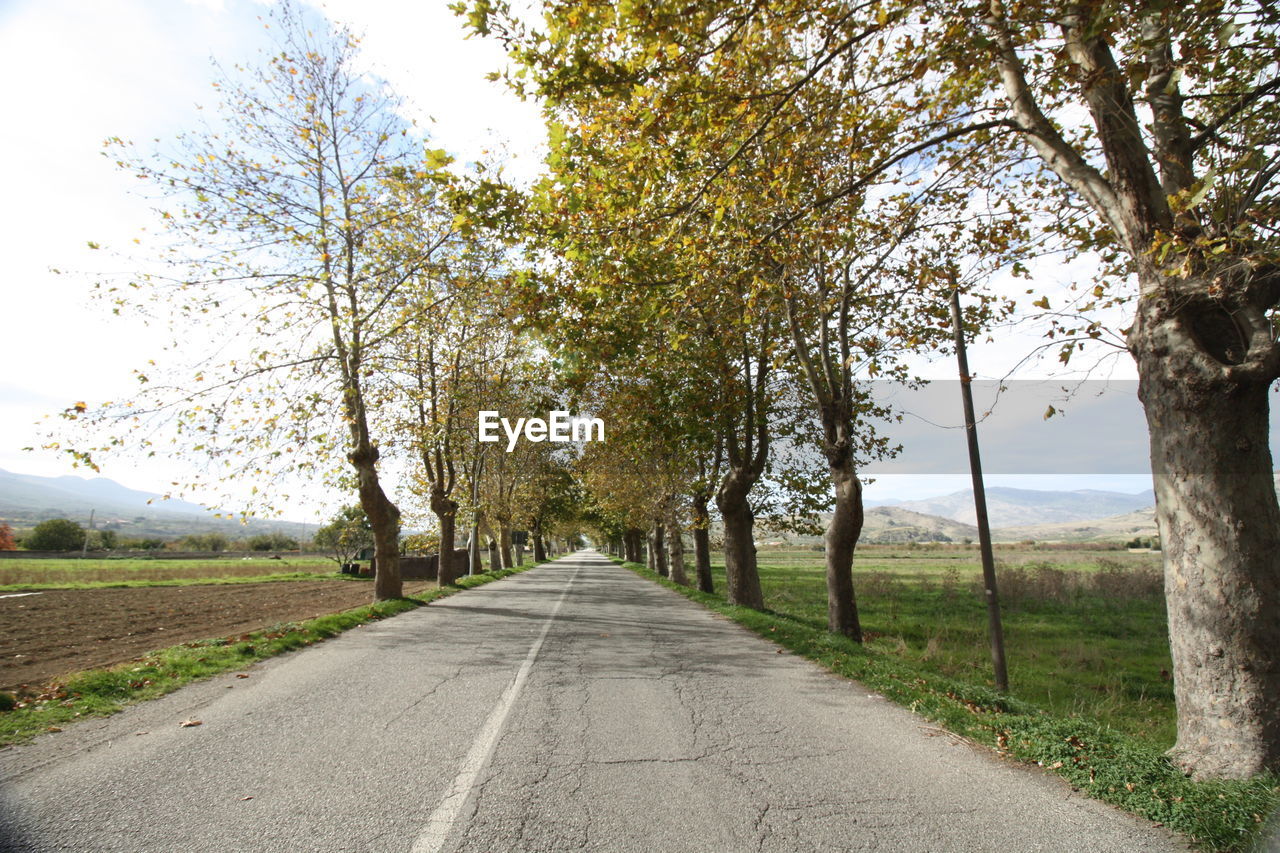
[0,580,434,693]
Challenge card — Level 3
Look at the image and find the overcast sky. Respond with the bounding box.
[0,0,1188,521]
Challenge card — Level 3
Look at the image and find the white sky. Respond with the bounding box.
[0,0,1158,521]
[0,0,546,520]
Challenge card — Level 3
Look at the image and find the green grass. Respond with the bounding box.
[615,553,1280,852]
[750,547,1174,746]
[0,563,545,746]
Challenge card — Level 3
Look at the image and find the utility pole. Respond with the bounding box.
[81,509,95,559]
[950,290,1009,692]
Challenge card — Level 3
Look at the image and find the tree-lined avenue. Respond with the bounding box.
[0,554,1185,852]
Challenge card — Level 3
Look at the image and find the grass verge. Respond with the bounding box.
[0,563,544,746]
[613,557,1280,853]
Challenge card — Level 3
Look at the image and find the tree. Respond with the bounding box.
[25,519,86,551]
[925,0,1280,780]
[63,3,458,601]
[314,504,372,566]
[0,524,16,551]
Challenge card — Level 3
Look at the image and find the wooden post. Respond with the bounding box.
[951,290,1009,692]
[81,509,95,559]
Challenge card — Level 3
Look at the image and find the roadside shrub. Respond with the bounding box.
[1093,560,1163,600]
[993,561,1164,607]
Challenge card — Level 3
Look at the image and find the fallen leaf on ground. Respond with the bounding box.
[46,726,61,733]
[235,673,249,679]
[179,719,203,728]
[240,796,254,801]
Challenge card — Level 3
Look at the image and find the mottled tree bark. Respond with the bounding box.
[432,488,459,586]
[1133,292,1280,778]
[497,518,514,569]
[692,493,714,593]
[653,521,668,578]
[667,512,688,586]
[348,441,401,601]
[825,451,864,640]
[717,470,763,609]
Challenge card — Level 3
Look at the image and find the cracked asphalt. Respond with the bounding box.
[0,550,1188,852]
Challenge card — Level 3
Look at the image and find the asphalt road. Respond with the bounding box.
[0,550,1188,852]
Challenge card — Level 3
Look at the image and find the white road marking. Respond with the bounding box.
[0,592,43,599]
[411,561,581,853]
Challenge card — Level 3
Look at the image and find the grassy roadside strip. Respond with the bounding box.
[612,557,1279,853]
[0,562,547,746]
[0,572,369,593]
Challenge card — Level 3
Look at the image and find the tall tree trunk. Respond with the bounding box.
[533,528,547,562]
[432,488,459,586]
[498,518,514,569]
[1133,295,1280,779]
[646,529,657,571]
[717,472,763,609]
[468,519,482,576]
[653,521,668,577]
[692,493,714,593]
[478,514,499,572]
[826,451,864,640]
[350,447,401,601]
[667,512,688,586]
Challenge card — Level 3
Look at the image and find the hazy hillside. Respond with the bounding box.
[887,487,1155,528]
[993,508,1158,543]
[861,506,980,544]
[0,468,316,539]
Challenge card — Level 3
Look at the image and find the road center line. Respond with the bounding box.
[410,560,582,853]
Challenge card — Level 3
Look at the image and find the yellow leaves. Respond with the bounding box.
[1032,296,1050,310]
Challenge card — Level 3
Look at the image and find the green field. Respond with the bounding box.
[721,545,1174,747]
[0,556,341,590]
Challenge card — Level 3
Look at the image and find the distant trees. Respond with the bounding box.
[24,519,85,551]
[178,532,229,553]
[0,524,15,551]
[245,532,300,552]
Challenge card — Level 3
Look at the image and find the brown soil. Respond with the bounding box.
[0,580,435,693]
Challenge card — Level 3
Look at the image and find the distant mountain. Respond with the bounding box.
[994,507,1158,543]
[0,468,315,539]
[0,468,210,518]
[861,506,980,544]
[889,487,1156,528]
